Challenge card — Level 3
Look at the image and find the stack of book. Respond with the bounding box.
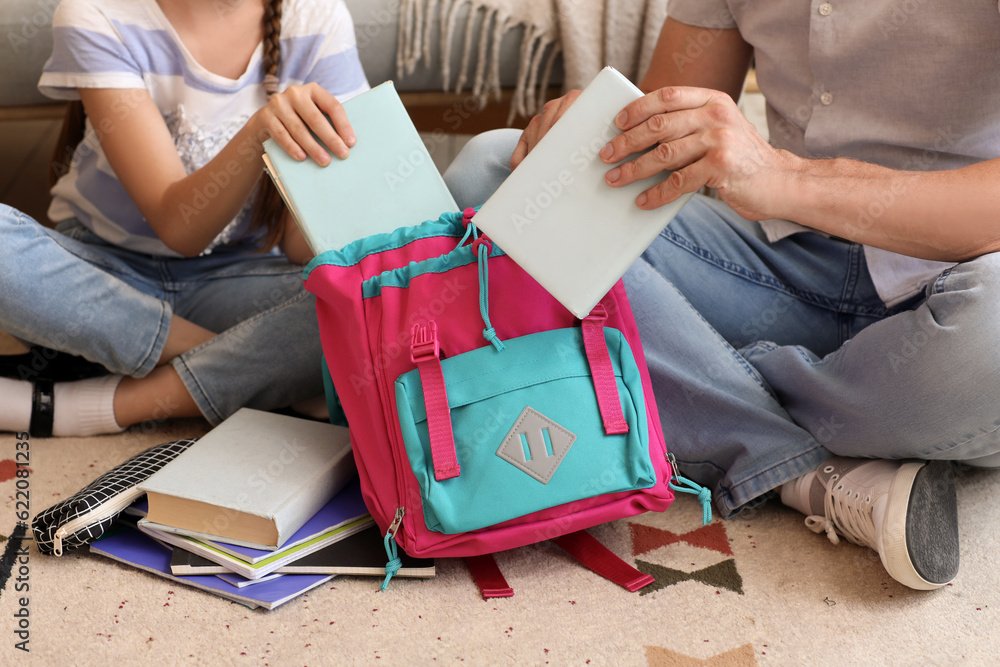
[90,409,434,610]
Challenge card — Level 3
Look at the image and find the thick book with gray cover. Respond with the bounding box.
[139,408,354,549]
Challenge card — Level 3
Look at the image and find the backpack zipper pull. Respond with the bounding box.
[380,507,406,591]
[667,452,713,525]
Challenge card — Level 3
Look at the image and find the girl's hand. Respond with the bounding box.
[254,82,356,165]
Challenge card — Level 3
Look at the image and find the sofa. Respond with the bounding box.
[0,0,545,131]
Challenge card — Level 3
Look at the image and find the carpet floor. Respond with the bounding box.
[2,417,998,666]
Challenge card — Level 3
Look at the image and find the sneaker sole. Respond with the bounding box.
[880,461,959,590]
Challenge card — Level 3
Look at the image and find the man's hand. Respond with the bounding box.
[601,86,794,221]
[509,90,582,170]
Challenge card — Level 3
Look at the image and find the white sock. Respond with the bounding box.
[0,377,33,433]
[779,469,818,516]
[52,375,125,437]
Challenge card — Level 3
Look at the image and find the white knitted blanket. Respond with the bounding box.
[396,0,667,120]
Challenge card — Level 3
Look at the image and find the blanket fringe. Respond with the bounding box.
[399,0,559,123]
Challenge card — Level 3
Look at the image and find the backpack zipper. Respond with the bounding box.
[666,452,713,525]
[380,507,406,590]
[371,313,413,549]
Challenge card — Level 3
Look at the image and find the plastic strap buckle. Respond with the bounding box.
[410,321,440,363]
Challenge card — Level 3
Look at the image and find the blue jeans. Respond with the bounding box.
[0,205,323,425]
[444,129,1000,516]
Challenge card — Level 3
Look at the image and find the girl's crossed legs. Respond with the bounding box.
[0,205,323,434]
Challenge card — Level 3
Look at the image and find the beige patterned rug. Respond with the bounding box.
[2,416,998,666]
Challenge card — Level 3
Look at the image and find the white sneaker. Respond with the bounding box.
[781,458,959,590]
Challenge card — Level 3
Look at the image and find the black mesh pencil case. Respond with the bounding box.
[31,438,197,555]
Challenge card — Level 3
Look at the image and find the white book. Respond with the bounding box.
[472,67,694,318]
[139,408,355,549]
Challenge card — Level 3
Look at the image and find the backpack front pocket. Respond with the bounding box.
[394,326,655,534]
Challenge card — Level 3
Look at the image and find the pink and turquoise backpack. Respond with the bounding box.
[303,209,709,597]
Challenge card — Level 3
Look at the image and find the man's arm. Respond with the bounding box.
[606,16,1000,262]
[768,157,1000,261]
[511,18,752,169]
[638,17,753,99]
[605,84,1000,262]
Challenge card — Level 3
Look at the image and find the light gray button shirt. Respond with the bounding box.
[668,0,1000,305]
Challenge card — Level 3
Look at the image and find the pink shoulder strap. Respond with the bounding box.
[552,530,654,592]
[410,323,460,481]
[466,531,654,598]
[465,554,515,599]
[581,304,629,435]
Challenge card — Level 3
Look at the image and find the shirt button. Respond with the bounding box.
[820,92,834,105]
[819,2,833,15]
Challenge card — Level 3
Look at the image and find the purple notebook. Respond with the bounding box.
[139,478,370,563]
[210,478,369,561]
[90,527,332,610]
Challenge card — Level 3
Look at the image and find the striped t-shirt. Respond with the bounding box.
[39,0,369,256]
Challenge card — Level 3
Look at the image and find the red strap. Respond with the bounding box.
[411,323,460,481]
[465,554,514,598]
[552,531,654,593]
[581,305,629,435]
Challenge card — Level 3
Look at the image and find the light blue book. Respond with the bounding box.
[262,80,458,256]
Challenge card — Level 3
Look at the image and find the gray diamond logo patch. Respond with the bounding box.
[496,407,576,484]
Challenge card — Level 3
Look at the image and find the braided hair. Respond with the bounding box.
[250,0,288,252]
[262,0,283,96]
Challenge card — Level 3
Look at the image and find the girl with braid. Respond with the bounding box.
[0,0,369,436]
